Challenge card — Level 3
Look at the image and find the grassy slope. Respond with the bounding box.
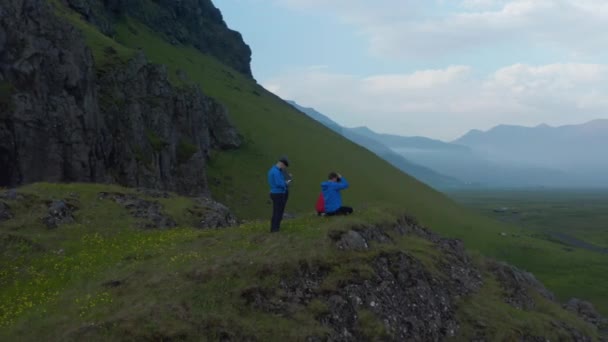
[0,184,598,340]
[36,1,608,314]
[112,20,461,220]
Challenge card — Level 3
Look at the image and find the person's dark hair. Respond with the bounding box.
[278,156,290,167]
[328,172,338,180]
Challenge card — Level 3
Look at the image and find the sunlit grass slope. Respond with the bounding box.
[44,2,608,314]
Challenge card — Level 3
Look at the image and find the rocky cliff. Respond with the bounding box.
[0,0,240,195]
[64,0,253,76]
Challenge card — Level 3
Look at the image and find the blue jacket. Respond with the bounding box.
[321,178,349,213]
[268,165,287,194]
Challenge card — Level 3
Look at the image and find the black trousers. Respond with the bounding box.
[325,206,354,216]
[270,193,288,232]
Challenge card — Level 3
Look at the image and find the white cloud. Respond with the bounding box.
[273,0,608,59]
[219,0,608,139]
[362,66,472,93]
[461,0,509,9]
[263,63,608,140]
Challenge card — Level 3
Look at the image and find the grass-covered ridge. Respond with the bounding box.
[43,0,608,316]
[0,183,601,340]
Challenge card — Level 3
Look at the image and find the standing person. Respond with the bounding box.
[321,172,354,216]
[268,156,291,232]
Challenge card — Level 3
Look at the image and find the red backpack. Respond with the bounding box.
[315,193,325,214]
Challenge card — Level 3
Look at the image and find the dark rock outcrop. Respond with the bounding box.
[246,221,485,341]
[190,197,237,229]
[488,261,555,310]
[241,218,597,341]
[0,0,240,196]
[96,52,240,195]
[64,0,253,76]
[98,191,235,229]
[99,192,177,229]
[43,200,77,228]
[0,189,20,201]
[333,230,369,251]
[564,298,608,329]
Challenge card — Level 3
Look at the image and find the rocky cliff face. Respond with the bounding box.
[64,0,253,76]
[0,0,240,195]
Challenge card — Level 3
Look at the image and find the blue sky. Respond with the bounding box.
[215,0,608,140]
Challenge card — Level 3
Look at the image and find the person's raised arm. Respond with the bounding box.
[338,177,349,190]
[331,175,349,190]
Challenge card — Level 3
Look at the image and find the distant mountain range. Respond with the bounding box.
[287,101,463,189]
[289,100,608,188]
[349,126,469,152]
[454,120,608,182]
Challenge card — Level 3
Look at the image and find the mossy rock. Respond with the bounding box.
[177,140,198,164]
[145,129,168,152]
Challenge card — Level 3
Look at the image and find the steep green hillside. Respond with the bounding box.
[109,20,479,225]
[0,184,601,340]
[45,1,608,315]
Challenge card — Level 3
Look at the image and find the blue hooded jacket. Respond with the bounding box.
[321,178,349,213]
[268,165,287,194]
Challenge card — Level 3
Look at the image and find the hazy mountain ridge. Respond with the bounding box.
[287,102,608,188]
[350,126,470,151]
[285,100,343,133]
[288,101,463,188]
[455,120,608,186]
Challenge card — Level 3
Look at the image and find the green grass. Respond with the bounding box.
[42,1,608,318]
[48,0,135,68]
[0,185,406,339]
[1,184,600,340]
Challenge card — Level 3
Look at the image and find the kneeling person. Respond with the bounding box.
[321,172,353,216]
